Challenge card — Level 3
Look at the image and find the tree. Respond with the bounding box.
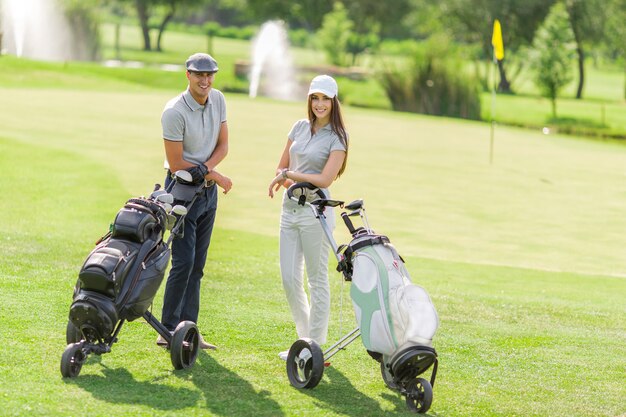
[604,0,626,99]
[135,0,152,50]
[422,0,556,93]
[108,0,204,52]
[341,0,412,39]
[530,2,576,118]
[245,0,334,31]
[564,0,607,99]
[317,2,354,67]
[346,30,380,66]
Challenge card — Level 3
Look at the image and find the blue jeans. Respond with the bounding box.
[161,178,218,331]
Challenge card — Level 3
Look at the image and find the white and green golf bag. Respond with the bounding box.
[344,234,439,356]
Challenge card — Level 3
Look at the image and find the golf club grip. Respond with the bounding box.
[341,212,356,234]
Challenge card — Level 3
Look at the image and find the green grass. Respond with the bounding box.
[0,136,624,416]
[482,92,626,138]
[0,36,625,416]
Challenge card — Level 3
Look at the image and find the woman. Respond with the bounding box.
[268,75,349,360]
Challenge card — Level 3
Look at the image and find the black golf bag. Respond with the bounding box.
[68,197,170,342]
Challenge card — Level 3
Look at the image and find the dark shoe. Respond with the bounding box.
[156,332,173,348]
[198,333,217,350]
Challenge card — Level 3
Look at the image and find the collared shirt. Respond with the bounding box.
[282,119,347,207]
[287,119,346,174]
[161,88,227,168]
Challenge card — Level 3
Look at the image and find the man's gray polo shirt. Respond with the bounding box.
[161,88,227,168]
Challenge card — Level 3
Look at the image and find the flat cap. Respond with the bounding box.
[186,53,219,72]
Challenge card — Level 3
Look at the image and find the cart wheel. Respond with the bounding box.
[405,377,433,413]
[286,338,324,389]
[170,321,199,370]
[60,342,85,378]
[381,361,399,390]
[66,320,82,344]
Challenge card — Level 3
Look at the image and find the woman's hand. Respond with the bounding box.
[268,172,286,198]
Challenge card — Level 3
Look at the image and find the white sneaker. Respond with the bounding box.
[278,350,289,361]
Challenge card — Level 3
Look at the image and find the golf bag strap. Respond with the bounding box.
[126,198,163,217]
[344,235,391,259]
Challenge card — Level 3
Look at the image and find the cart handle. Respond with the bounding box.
[286,182,327,206]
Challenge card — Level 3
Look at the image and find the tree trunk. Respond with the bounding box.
[574,43,585,99]
[114,23,121,60]
[567,2,585,99]
[135,0,151,51]
[156,12,174,52]
[496,60,512,93]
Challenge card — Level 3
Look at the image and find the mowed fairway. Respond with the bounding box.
[0,85,625,417]
[1,87,625,275]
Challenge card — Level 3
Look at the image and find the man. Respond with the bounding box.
[158,52,232,349]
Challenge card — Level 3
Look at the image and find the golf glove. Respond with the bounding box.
[187,164,208,185]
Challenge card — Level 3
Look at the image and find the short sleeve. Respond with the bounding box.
[161,107,184,142]
[329,131,347,152]
[288,119,307,141]
[215,90,227,123]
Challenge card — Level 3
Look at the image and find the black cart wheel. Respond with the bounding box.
[405,377,433,413]
[286,338,324,389]
[66,320,82,344]
[60,342,85,378]
[170,321,199,370]
[381,361,399,390]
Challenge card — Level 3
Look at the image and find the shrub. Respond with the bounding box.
[379,36,482,120]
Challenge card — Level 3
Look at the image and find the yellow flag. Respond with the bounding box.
[491,19,504,60]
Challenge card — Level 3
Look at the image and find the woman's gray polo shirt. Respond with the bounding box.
[161,88,226,168]
[282,119,347,206]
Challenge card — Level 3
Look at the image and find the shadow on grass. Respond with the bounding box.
[65,352,283,415]
[176,352,284,417]
[66,364,200,411]
[297,365,428,417]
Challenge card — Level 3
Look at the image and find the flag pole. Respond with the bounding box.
[490,48,496,165]
[490,19,504,165]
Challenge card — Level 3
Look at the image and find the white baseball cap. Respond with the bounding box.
[308,75,338,98]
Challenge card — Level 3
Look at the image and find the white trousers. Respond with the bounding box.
[279,204,334,345]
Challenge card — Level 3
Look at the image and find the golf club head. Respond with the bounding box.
[163,203,172,212]
[150,189,166,199]
[156,193,174,204]
[171,205,188,216]
[166,213,176,230]
[345,199,364,211]
[174,170,193,184]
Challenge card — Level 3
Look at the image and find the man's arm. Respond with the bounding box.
[203,121,228,174]
[163,140,195,173]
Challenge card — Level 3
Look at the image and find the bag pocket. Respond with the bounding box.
[111,207,157,243]
[117,245,170,321]
[396,284,439,345]
[78,246,125,298]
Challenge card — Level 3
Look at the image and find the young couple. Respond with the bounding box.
[158,53,349,359]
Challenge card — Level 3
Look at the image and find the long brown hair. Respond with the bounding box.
[307,96,349,178]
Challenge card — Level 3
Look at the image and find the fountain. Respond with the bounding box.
[0,0,92,61]
[248,20,300,101]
